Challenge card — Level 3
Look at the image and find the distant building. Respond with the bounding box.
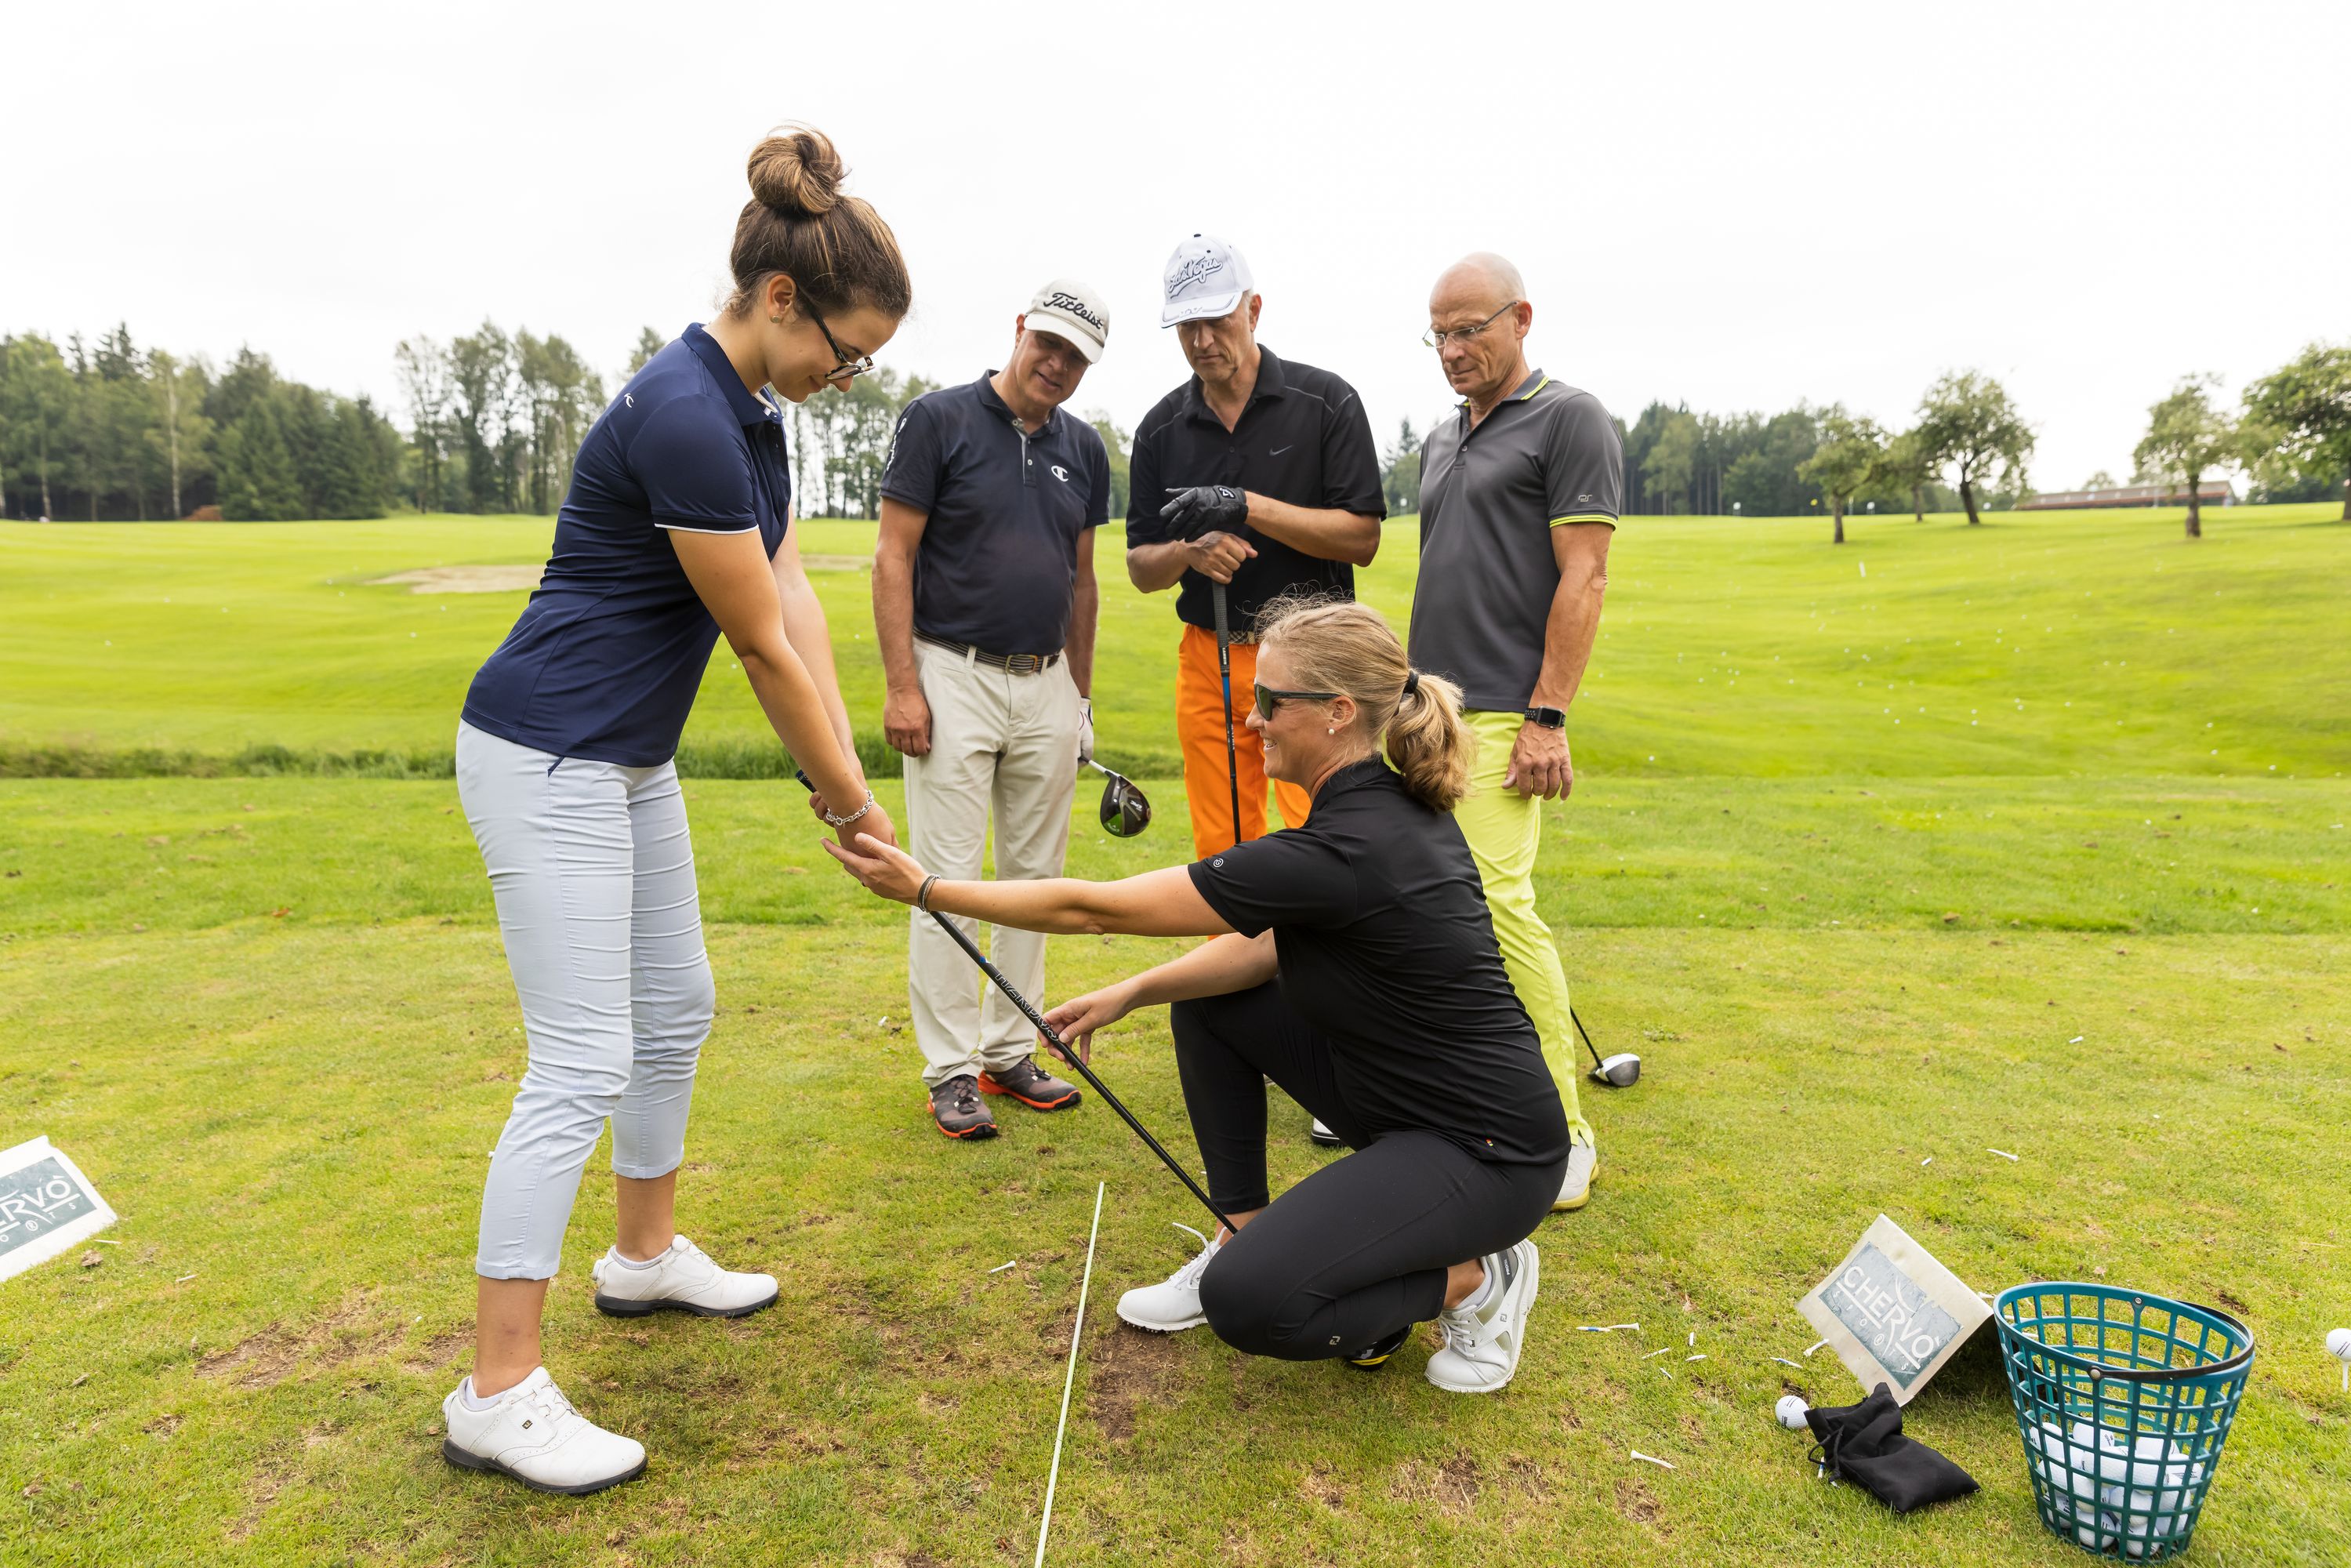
[2019,481,2233,511]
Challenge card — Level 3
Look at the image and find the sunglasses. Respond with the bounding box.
[1253,682,1338,721]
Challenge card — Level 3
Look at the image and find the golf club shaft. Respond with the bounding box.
[1570,1005,1603,1072]
[1212,581,1242,851]
[925,908,1236,1236]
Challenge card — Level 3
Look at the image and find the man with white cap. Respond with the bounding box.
[1125,234,1387,862]
[875,280,1113,1139]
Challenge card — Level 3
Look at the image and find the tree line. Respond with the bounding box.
[7,324,2343,534]
[1,327,403,521]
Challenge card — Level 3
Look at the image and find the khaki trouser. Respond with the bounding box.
[901,641,1083,1087]
[1452,708,1594,1149]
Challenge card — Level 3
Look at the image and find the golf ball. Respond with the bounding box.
[2327,1327,2351,1361]
[1775,1395,1811,1430]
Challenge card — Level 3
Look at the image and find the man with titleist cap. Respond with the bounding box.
[1409,252,1621,1214]
[875,280,1112,1139]
[1124,234,1387,862]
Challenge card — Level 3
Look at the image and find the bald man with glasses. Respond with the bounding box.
[1407,253,1622,1214]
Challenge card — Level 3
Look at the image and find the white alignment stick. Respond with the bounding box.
[1035,1181,1105,1568]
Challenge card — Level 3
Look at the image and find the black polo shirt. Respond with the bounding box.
[880,372,1109,655]
[1186,757,1569,1167]
[1125,346,1385,633]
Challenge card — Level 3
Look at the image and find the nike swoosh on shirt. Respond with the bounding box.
[1269,445,1294,456]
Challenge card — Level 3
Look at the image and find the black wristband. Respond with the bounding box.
[1523,706,1567,730]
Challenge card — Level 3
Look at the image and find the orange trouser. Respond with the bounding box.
[1177,623,1312,860]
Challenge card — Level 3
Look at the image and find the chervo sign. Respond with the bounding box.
[1798,1214,1991,1405]
[0,1136,118,1284]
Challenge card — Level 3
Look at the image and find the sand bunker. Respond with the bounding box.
[370,554,868,595]
[370,566,543,594]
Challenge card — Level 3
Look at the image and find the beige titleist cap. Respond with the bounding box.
[1025,279,1110,363]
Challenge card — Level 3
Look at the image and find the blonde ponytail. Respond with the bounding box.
[1382,666,1473,811]
[1254,593,1477,813]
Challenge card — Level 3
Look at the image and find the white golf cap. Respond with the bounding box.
[1159,234,1255,327]
[1024,278,1110,363]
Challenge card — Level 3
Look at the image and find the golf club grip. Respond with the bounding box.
[925,909,1235,1236]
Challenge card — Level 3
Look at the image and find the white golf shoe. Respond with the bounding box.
[1551,1142,1598,1212]
[591,1236,778,1319]
[1116,1226,1222,1332]
[1425,1238,1540,1394]
[441,1367,646,1494]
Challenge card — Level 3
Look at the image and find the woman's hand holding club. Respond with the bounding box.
[803,782,899,853]
[822,829,923,898]
[1039,982,1137,1067]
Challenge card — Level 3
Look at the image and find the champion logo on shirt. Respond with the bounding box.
[1051,465,1070,483]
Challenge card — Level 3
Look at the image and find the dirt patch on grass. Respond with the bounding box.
[1389,1451,1481,1515]
[1089,1324,1185,1440]
[197,1295,387,1389]
[1297,1463,1347,1511]
[402,1330,471,1376]
[227,1450,298,1544]
[1616,1475,1667,1528]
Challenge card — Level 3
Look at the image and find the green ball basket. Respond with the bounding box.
[1994,1283,2254,1562]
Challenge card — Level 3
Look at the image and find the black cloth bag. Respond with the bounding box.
[1805,1384,1979,1514]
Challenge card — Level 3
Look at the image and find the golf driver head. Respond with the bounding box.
[1587,1052,1642,1088]
[1096,768,1151,837]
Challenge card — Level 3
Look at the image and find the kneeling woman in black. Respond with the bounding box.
[826,596,1569,1392]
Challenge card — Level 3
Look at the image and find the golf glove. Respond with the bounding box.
[1076,699,1095,766]
[1160,484,1247,540]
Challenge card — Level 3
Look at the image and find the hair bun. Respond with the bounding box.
[746,125,844,218]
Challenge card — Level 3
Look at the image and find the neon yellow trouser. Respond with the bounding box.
[1453,708,1593,1149]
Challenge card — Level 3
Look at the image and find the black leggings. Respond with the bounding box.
[1170,982,1565,1361]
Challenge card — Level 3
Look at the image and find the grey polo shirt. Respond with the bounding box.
[1407,370,1621,713]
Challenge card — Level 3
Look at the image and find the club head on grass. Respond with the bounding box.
[1587,1052,1642,1087]
[1571,1007,1640,1087]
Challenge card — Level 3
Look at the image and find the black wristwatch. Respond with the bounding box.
[1523,706,1567,730]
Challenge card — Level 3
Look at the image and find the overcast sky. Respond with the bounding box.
[9,0,2346,495]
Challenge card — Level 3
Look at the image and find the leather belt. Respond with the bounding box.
[916,632,1063,674]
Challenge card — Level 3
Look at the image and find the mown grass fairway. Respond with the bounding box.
[2,506,2346,1566]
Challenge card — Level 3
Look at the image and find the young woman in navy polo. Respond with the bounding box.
[438,125,912,1496]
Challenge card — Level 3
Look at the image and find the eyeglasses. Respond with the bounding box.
[1421,300,1520,350]
[1253,682,1338,720]
[804,299,876,383]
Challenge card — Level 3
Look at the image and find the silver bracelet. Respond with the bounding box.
[916,873,941,912]
[821,789,877,829]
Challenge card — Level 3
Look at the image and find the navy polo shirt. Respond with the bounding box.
[879,372,1109,655]
[461,323,792,766]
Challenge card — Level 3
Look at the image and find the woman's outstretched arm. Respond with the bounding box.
[823,834,1234,939]
[1042,931,1275,1062]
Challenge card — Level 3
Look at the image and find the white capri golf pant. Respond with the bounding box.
[455,720,715,1280]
